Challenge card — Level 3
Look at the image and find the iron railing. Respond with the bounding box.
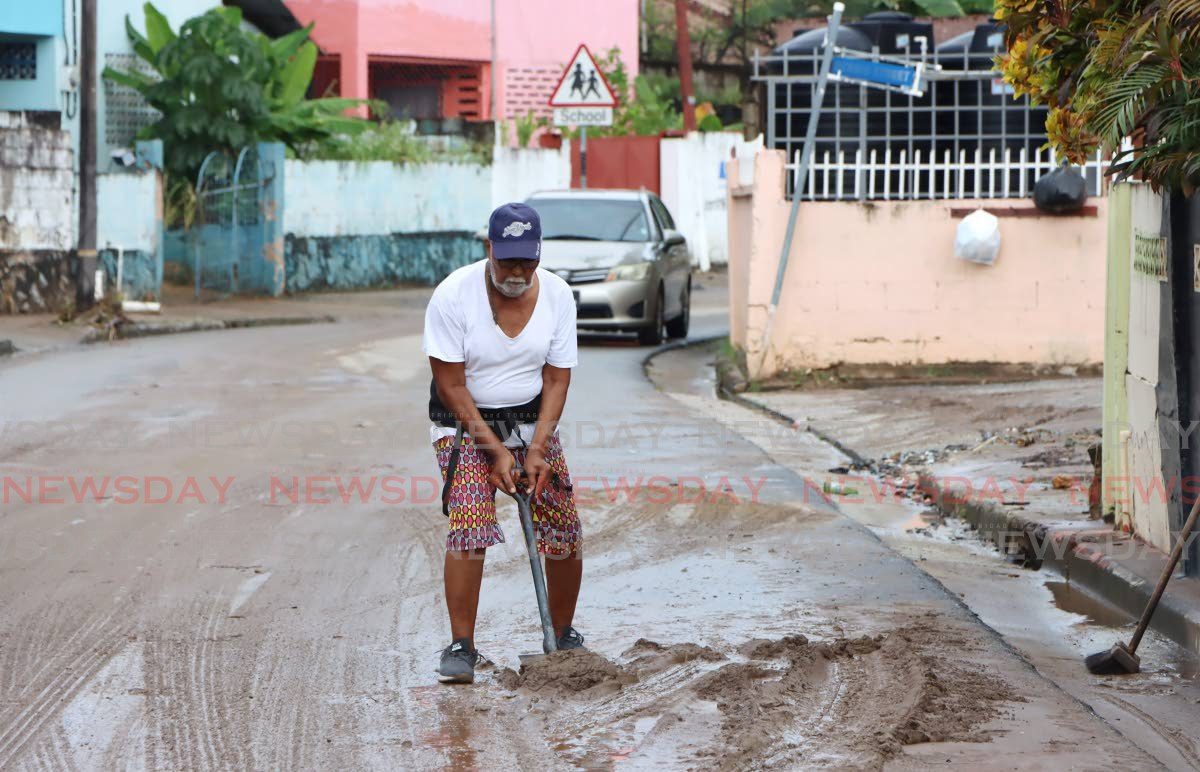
[752,47,1104,200]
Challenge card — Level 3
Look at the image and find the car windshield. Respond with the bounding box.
[527,198,651,243]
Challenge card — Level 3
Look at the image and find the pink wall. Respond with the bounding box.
[494,0,639,120]
[284,0,638,120]
[728,151,1109,378]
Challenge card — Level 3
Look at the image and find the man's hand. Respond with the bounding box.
[524,447,552,502]
[488,448,520,495]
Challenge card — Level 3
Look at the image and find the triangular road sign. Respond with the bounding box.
[548,44,617,108]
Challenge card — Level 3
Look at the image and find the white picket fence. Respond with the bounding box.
[786,145,1108,201]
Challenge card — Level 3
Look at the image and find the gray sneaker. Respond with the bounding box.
[557,626,585,650]
[438,638,480,684]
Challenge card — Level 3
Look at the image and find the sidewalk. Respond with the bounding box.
[0,282,434,356]
[738,377,1200,656]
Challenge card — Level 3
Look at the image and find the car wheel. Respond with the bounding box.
[637,286,666,346]
[665,279,690,339]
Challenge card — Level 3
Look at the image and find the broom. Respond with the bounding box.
[1085,494,1200,675]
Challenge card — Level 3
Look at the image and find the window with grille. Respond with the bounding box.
[0,42,37,80]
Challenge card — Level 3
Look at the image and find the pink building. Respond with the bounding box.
[279,0,639,125]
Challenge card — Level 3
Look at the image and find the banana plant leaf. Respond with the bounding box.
[274,41,318,106]
[143,2,176,54]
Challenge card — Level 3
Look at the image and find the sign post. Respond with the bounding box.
[549,44,617,189]
[757,3,935,376]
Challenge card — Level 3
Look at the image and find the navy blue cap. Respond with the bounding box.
[488,202,542,260]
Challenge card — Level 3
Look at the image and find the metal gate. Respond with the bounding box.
[193,145,277,296]
[570,135,660,193]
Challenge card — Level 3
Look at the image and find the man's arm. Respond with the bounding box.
[429,357,519,495]
[526,363,571,500]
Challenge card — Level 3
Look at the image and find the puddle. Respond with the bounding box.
[1044,580,1134,629]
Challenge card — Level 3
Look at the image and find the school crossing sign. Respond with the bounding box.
[548,44,616,127]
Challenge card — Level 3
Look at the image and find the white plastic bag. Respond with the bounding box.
[954,209,1001,266]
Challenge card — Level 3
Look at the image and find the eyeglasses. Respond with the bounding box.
[496,258,540,273]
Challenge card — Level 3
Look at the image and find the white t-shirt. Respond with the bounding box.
[423,259,578,445]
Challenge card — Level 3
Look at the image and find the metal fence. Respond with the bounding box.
[752,48,1107,200]
[193,146,276,296]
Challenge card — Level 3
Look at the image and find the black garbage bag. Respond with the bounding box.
[1033,165,1088,213]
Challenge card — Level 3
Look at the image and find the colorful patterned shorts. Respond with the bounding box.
[433,432,581,555]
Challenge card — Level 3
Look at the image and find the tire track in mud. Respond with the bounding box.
[0,606,130,769]
[141,592,253,770]
[1096,692,1200,770]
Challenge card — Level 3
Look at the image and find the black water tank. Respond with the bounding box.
[848,11,935,55]
[768,25,873,158]
[933,21,1046,154]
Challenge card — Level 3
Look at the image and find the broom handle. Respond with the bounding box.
[1129,493,1200,653]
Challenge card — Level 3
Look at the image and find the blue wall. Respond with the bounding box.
[0,4,63,37]
[285,233,484,292]
[0,34,59,110]
[0,0,63,110]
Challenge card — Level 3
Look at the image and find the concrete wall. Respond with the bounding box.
[0,111,74,251]
[1102,183,1133,532]
[284,159,490,237]
[282,158,491,291]
[493,0,638,120]
[0,111,77,314]
[1108,184,1175,553]
[491,145,571,209]
[0,1,63,111]
[660,132,763,270]
[728,149,1108,377]
[97,142,164,301]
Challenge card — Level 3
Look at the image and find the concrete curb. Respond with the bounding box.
[639,332,726,377]
[736,389,1200,657]
[924,475,1200,655]
[724,383,872,469]
[80,315,337,344]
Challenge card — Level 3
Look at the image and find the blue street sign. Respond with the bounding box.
[829,56,924,97]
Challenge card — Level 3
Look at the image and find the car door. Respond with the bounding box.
[649,195,689,317]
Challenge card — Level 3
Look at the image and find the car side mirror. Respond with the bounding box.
[662,229,685,246]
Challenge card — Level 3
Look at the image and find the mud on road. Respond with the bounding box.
[0,306,1162,769]
[492,620,1016,770]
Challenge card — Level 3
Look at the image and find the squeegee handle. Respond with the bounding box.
[513,479,557,655]
[1129,494,1200,653]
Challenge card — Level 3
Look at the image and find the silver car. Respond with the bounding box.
[525,189,692,345]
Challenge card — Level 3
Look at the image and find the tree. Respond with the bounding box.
[997,0,1200,191]
[103,3,371,181]
[643,0,995,72]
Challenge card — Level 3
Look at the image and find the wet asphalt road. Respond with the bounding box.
[0,281,1165,769]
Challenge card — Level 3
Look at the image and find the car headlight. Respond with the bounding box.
[606,262,652,281]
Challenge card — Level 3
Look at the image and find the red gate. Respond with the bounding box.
[570,135,660,193]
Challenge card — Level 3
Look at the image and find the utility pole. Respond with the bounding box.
[78,0,98,304]
[490,0,498,144]
[674,0,697,132]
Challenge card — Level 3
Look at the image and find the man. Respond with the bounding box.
[423,202,584,685]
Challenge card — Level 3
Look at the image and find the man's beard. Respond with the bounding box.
[489,261,533,298]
